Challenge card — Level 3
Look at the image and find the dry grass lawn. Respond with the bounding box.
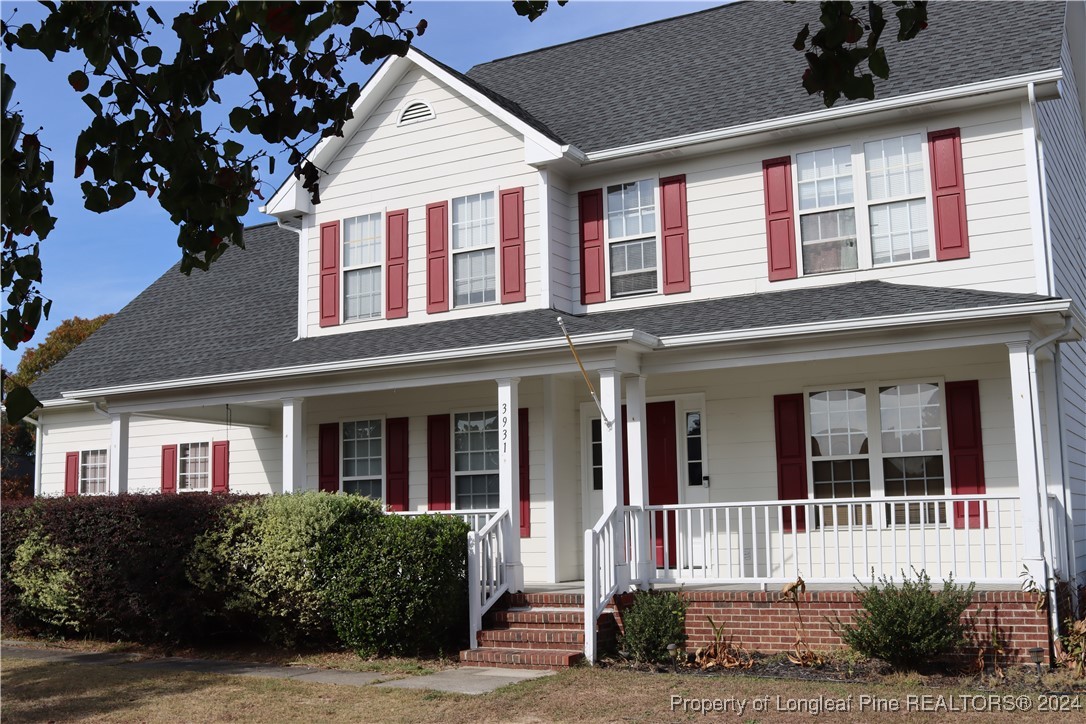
[4,656,1085,723]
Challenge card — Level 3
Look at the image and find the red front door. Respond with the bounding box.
[647,401,678,567]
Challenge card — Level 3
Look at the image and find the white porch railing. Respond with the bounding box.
[394,508,497,533]
[584,505,629,663]
[633,493,1022,586]
[467,509,511,649]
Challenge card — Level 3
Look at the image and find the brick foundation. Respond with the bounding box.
[616,589,1051,664]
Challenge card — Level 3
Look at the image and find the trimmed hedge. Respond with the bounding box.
[1,494,237,642]
[2,492,470,655]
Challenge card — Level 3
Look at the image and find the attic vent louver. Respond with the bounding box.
[398,100,435,126]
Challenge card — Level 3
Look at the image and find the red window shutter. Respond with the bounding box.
[762,157,798,281]
[518,408,530,537]
[427,414,451,510]
[318,422,339,493]
[946,380,987,529]
[425,202,449,313]
[211,441,230,493]
[386,417,410,512]
[660,174,690,294]
[928,128,970,260]
[385,209,409,319]
[500,187,526,304]
[578,189,606,304]
[160,445,177,495]
[64,452,79,496]
[773,393,808,532]
[318,221,340,327]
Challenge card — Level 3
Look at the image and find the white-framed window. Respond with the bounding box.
[453,410,499,509]
[605,179,658,297]
[80,449,108,495]
[342,213,383,321]
[451,192,497,307]
[685,411,704,487]
[589,418,603,491]
[342,419,383,499]
[807,380,948,527]
[794,133,931,275]
[178,442,210,492]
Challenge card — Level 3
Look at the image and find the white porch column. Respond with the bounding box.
[599,368,628,585]
[282,398,307,493]
[625,375,651,587]
[497,377,524,591]
[1007,341,1046,584]
[108,412,129,494]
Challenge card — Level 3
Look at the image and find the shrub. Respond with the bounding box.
[619,590,687,663]
[188,492,384,646]
[836,568,976,670]
[324,512,469,656]
[1,493,238,642]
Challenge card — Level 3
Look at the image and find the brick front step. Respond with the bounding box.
[509,592,584,608]
[477,627,585,649]
[459,647,584,669]
[486,608,586,628]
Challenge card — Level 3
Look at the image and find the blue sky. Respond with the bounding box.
[1,0,718,360]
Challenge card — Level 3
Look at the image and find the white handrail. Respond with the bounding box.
[393,508,497,533]
[584,505,629,663]
[467,508,511,650]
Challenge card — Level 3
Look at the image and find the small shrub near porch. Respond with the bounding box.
[619,590,687,664]
[835,568,976,670]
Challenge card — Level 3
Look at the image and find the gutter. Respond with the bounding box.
[583,69,1063,163]
[61,328,657,399]
[1027,82,1057,296]
[58,298,1073,401]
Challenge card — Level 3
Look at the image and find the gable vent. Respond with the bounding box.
[398,100,435,126]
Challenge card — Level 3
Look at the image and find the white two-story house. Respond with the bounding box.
[30,1,1086,666]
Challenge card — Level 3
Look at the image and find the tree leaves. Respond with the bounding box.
[794,1,928,107]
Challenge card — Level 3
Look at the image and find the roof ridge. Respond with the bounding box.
[467,1,740,70]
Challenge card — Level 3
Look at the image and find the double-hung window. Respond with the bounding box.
[807,381,947,527]
[342,213,383,321]
[451,192,497,307]
[795,133,931,275]
[453,410,499,509]
[80,449,108,495]
[178,442,210,492]
[605,179,657,297]
[342,419,383,499]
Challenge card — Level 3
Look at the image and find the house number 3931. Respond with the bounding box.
[501,404,509,453]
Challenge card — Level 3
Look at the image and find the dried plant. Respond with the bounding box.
[694,616,753,670]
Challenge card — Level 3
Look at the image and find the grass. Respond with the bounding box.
[4,656,1085,723]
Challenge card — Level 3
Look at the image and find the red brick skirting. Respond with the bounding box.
[619,590,1051,664]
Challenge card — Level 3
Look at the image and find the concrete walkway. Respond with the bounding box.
[1,643,553,695]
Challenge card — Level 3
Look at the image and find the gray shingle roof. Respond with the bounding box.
[31,223,1056,402]
[465,1,1067,152]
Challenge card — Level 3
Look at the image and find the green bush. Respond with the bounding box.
[620,590,687,663]
[324,512,469,656]
[8,529,82,631]
[188,492,383,646]
[1,494,237,642]
[836,568,976,670]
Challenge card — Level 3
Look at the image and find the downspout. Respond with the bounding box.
[25,414,43,496]
[1027,316,1075,645]
[277,217,306,342]
[1027,82,1057,296]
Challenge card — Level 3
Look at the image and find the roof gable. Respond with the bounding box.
[465,1,1067,153]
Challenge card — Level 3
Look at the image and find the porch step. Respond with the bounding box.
[459,647,584,669]
[477,627,585,649]
[486,608,599,629]
[508,592,584,608]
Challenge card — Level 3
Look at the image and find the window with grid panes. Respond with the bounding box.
[80,449,108,494]
[342,419,383,500]
[451,192,497,307]
[178,442,210,491]
[606,179,657,296]
[454,411,499,509]
[342,213,383,321]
